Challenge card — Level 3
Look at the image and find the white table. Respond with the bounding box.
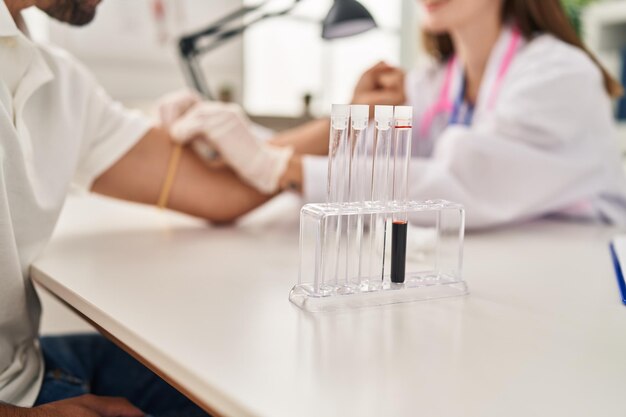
[31,195,626,417]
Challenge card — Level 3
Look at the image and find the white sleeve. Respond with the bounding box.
[408,49,615,229]
[73,79,153,190]
[302,155,328,203]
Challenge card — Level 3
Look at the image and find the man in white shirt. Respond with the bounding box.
[0,0,274,415]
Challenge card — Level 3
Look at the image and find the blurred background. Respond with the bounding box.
[21,0,626,334]
[23,0,418,126]
[21,0,626,136]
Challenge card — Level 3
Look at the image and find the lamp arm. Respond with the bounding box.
[194,10,290,55]
[179,3,265,57]
[178,0,303,99]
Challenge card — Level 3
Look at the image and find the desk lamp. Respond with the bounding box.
[178,0,377,99]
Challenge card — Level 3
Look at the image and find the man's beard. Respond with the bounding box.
[41,0,101,26]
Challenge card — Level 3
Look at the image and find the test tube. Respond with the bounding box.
[348,105,370,203]
[368,105,394,285]
[391,106,413,284]
[324,104,350,290]
[327,104,350,204]
[345,105,369,289]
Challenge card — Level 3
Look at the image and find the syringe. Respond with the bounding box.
[391,106,413,284]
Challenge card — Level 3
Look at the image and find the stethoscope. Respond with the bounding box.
[419,27,522,138]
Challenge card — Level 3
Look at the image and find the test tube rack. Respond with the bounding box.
[291,200,467,312]
[289,105,468,312]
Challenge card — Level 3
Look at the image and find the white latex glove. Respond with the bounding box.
[157,89,202,127]
[157,89,220,162]
[171,102,293,194]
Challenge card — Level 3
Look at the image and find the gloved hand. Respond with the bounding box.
[170,102,293,194]
[157,89,220,161]
[157,89,202,127]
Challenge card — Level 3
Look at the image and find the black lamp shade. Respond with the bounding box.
[322,0,377,40]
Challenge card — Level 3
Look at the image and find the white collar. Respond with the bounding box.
[0,0,20,37]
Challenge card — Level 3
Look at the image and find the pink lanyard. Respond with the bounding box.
[419,27,522,138]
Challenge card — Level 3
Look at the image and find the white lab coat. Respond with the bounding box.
[303,26,626,229]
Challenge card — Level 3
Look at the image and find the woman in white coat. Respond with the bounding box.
[168,0,626,229]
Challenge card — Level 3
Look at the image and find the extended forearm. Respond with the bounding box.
[168,159,273,224]
[269,118,330,156]
[92,127,272,223]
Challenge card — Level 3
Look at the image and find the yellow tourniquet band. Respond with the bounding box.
[157,143,183,209]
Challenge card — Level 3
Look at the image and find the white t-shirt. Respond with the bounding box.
[0,2,152,406]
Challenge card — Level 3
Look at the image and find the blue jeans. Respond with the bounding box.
[35,334,210,417]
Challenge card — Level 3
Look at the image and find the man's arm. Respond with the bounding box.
[92,127,272,223]
[0,395,143,417]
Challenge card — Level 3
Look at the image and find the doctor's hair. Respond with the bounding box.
[423,0,624,98]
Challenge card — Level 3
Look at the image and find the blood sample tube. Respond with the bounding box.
[390,106,413,284]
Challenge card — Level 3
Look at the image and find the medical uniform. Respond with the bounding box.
[303,25,626,228]
[0,1,151,406]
